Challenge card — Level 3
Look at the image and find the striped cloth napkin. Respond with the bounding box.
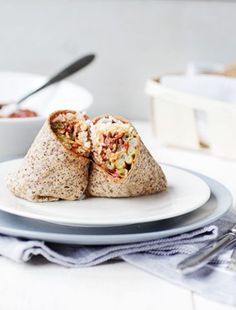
[0,211,235,306]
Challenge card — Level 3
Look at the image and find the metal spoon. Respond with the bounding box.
[0,53,95,115]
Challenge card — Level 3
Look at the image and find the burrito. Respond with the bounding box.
[7,110,91,202]
[87,114,167,197]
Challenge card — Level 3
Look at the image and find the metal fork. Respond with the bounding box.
[226,247,236,272]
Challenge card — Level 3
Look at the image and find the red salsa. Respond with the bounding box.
[8,109,38,118]
[0,109,38,118]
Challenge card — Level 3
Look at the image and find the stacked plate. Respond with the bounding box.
[0,159,232,245]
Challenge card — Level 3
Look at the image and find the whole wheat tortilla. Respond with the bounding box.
[7,110,90,202]
[87,116,167,197]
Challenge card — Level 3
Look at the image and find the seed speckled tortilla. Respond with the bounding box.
[7,110,90,202]
[87,115,167,197]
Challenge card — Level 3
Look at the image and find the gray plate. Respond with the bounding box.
[0,169,232,245]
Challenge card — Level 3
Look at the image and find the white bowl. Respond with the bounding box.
[0,71,93,161]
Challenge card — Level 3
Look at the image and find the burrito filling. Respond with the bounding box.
[90,116,138,178]
[51,111,91,157]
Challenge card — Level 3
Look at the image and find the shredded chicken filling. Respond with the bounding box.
[51,112,91,157]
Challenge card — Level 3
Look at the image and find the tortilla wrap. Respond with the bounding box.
[87,115,167,197]
[7,110,90,202]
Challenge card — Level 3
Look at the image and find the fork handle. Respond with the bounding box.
[177,232,236,274]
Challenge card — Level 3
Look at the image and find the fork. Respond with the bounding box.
[226,247,236,272]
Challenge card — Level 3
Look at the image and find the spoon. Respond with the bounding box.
[0,53,95,115]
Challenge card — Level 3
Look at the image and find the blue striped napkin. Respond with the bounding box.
[0,211,235,306]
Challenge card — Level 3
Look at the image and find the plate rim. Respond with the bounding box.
[1,159,211,226]
[0,170,231,244]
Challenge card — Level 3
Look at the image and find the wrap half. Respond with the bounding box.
[87,115,167,197]
[7,110,91,202]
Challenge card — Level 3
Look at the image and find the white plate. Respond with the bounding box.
[1,159,210,227]
[0,170,231,245]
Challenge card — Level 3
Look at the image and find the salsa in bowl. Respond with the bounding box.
[0,71,93,161]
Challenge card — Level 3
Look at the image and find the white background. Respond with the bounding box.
[0,0,236,119]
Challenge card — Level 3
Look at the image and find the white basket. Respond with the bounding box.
[145,77,236,160]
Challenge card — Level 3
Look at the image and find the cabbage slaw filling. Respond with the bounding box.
[50,111,91,157]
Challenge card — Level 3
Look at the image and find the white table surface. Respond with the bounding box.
[0,121,235,310]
